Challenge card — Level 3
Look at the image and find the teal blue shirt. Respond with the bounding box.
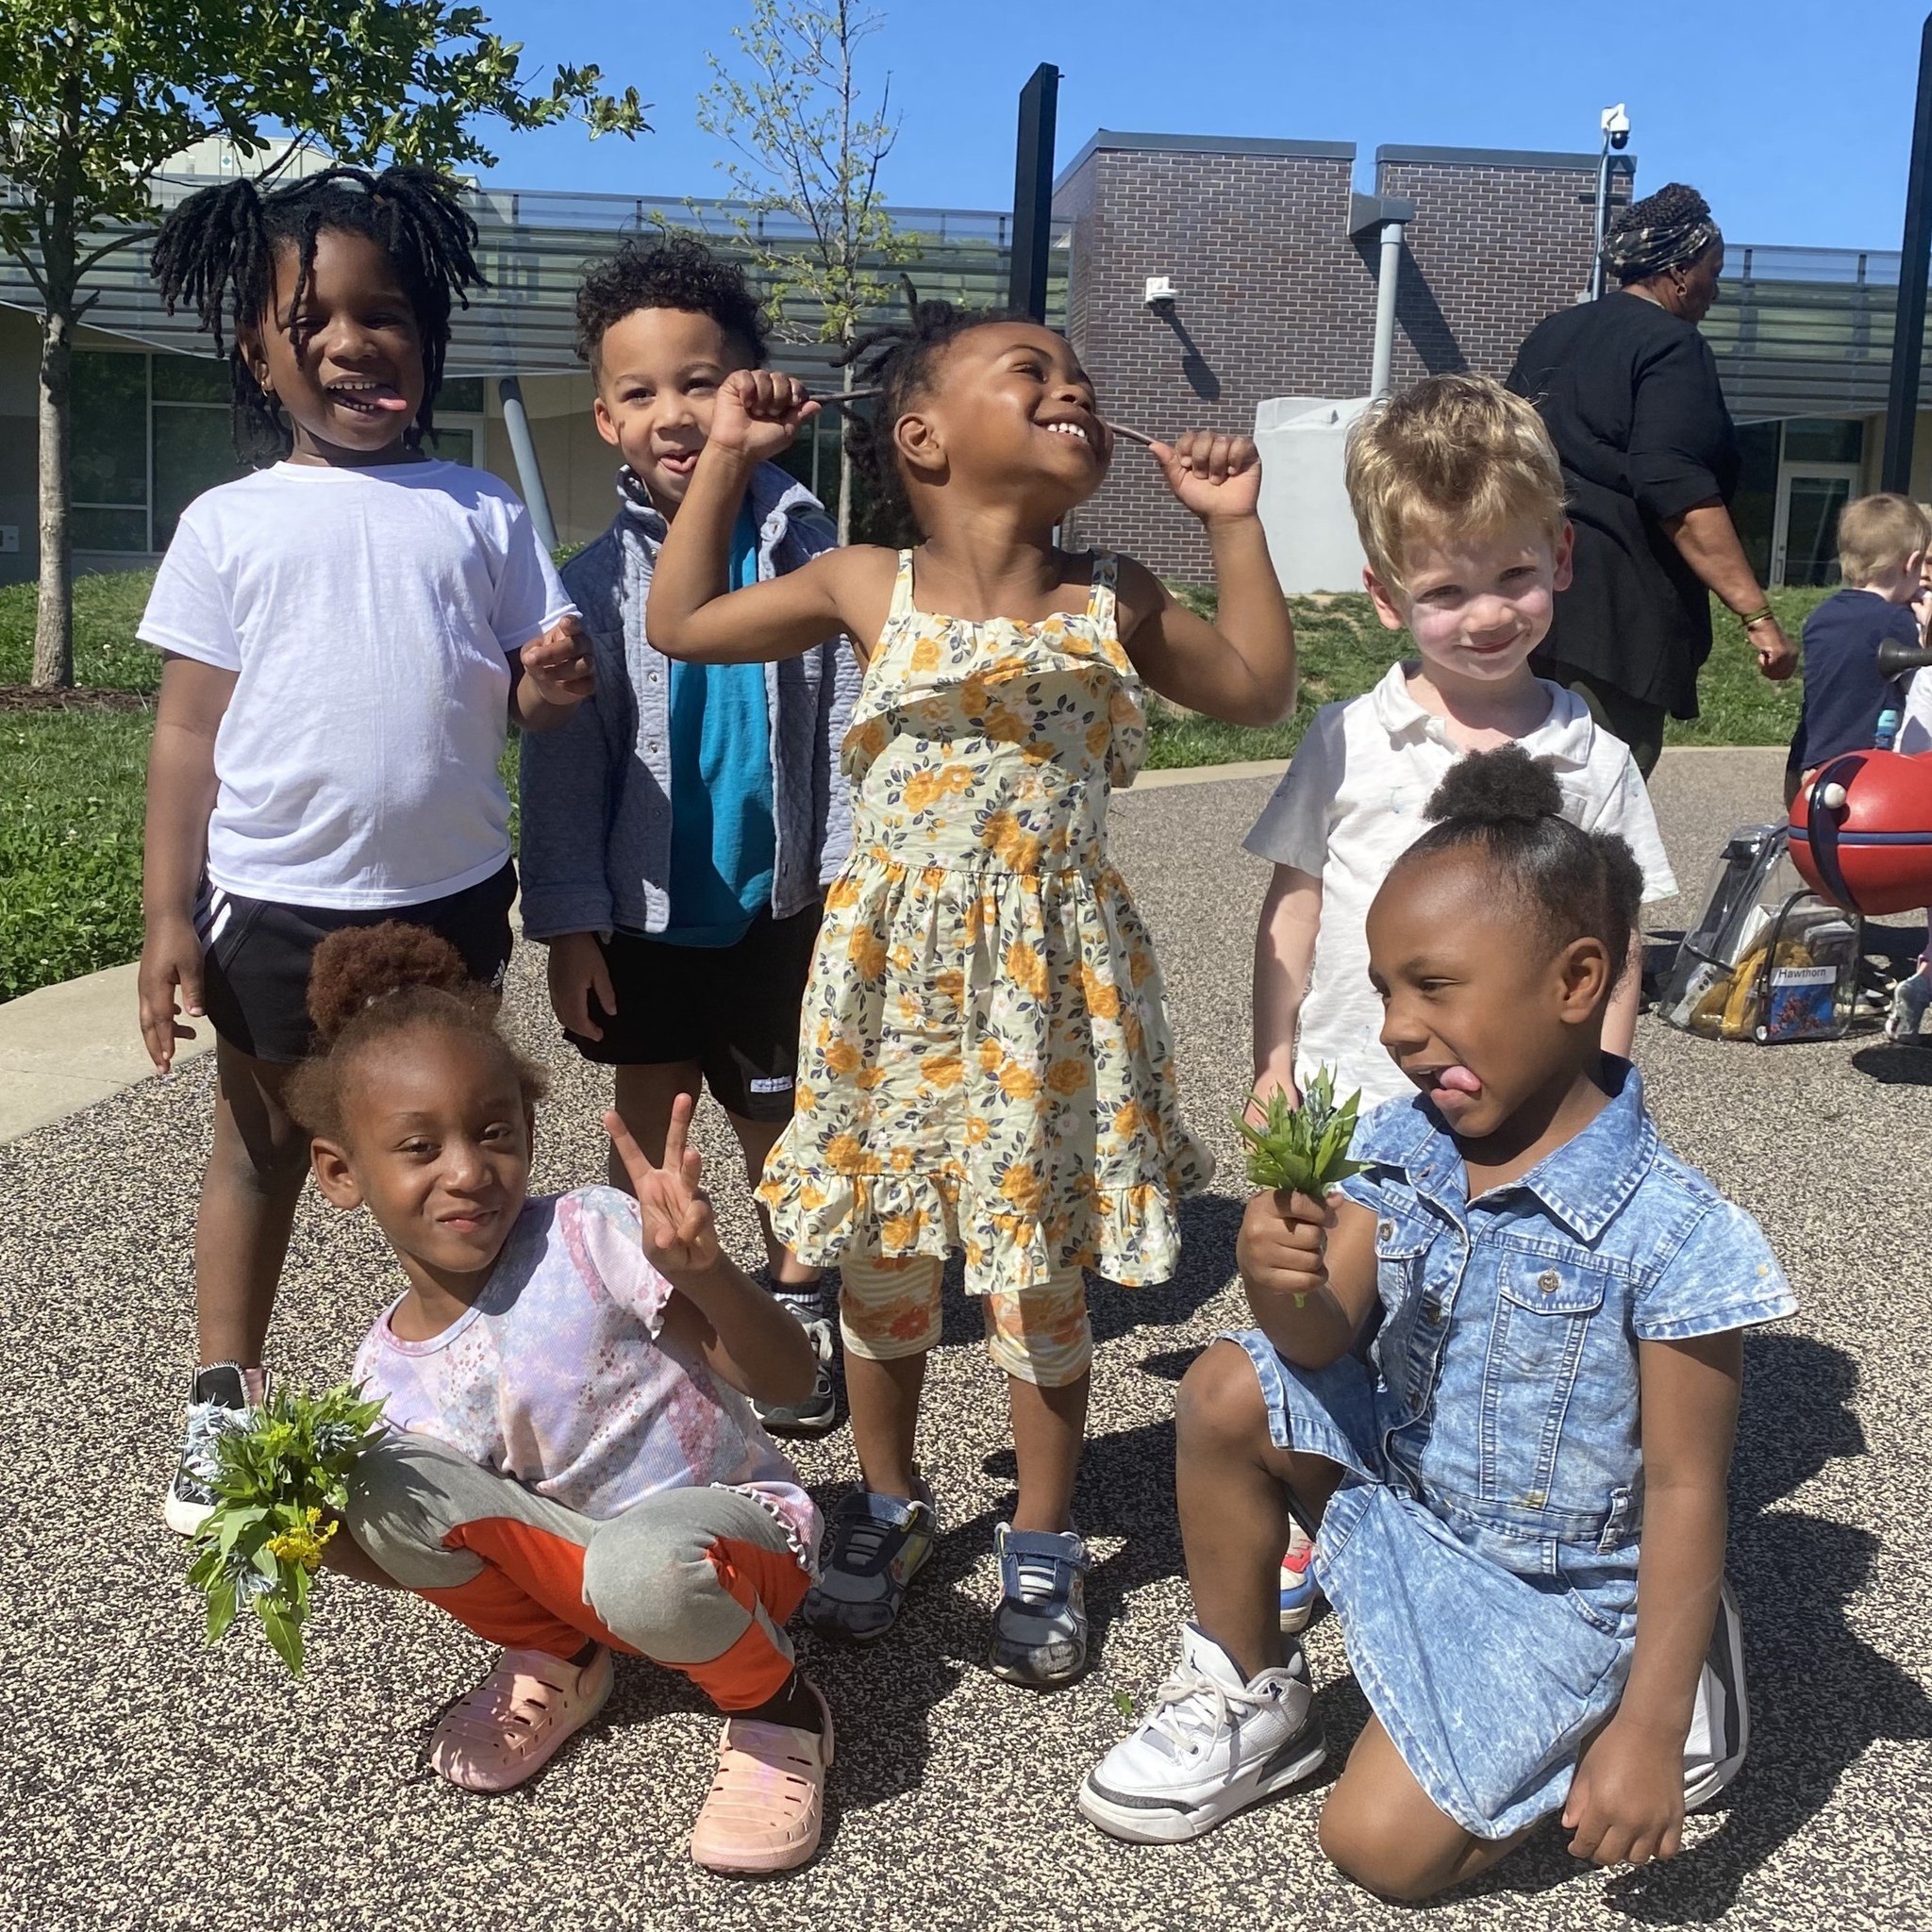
[662,505,775,945]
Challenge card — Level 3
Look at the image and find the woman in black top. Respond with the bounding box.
[1507,183,1796,775]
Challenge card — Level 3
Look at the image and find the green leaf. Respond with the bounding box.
[258,1602,305,1676]
[206,1579,239,1645]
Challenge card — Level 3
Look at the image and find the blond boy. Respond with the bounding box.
[1248,375,1677,1114]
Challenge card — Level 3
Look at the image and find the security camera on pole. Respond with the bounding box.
[1591,104,1631,300]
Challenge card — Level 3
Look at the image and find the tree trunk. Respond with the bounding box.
[32,258,77,691]
[836,355,856,548]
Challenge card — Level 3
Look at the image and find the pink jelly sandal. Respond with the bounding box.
[428,1645,613,1794]
[690,1679,835,1874]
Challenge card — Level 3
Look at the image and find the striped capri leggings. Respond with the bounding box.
[837,1250,1093,1388]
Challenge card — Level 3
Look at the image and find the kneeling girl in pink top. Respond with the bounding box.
[289,922,830,1876]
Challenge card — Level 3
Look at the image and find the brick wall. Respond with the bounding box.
[1056,138,1635,581]
[1056,142,1374,578]
[1374,149,1634,387]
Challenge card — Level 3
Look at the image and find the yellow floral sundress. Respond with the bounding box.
[758,549,1212,1297]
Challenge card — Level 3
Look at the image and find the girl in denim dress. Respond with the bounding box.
[1084,747,1793,1899]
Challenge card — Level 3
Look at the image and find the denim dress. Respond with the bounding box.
[1233,1060,1793,1839]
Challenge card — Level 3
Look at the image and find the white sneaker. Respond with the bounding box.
[1078,1623,1324,1843]
[1683,1580,1749,1808]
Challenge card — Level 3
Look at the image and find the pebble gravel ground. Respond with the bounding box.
[4,747,1928,1932]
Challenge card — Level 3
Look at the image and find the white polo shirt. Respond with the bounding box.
[1244,662,1678,1110]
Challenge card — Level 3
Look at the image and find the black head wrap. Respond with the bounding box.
[1601,182,1719,284]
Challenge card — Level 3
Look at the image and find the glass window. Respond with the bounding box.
[154,407,249,550]
[72,506,150,552]
[433,425,475,466]
[1731,422,1780,584]
[1784,475,1853,588]
[1781,418,1863,464]
[71,353,149,507]
[153,356,234,404]
[441,376,486,412]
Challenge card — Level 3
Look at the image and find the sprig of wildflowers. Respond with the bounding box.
[185,1383,385,1675]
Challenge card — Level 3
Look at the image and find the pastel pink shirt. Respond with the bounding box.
[354,1187,820,1570]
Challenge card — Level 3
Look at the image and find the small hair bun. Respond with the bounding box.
[305,921,470,1042]
[1424,743,1564,826]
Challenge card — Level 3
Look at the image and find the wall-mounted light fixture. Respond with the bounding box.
[1143,275,1176,308]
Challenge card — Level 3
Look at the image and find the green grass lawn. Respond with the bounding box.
[0,569,1836,1003]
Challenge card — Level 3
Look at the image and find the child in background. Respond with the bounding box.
[1249,375,1675,1121]
[647,302,1296,1685]
[285,924,830,1875]
[1894,514,1932,1039]
[137,168,591,1535]
[1778,494,1932,1042]
[1085,749,1791,1894]
[520,239,860,1435]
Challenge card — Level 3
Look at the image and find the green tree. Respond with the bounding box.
[697,0,906,542]
[0,3,646,689]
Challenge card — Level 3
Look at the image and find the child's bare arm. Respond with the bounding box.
[1253,865,1322,1110]
[1115,432,1295,725]
[1562,1328,1742,1867]
[646,369,892,664]
[139,654,232,1071]
[1236,1188,1378,1370]
[605,1098,816,1404]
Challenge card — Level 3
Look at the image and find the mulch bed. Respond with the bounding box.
[0,685,154,713]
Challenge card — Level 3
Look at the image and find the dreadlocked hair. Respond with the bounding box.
[1393,746,1644,990]
[836,279,1034,542]
[283,923,546,1146]
[150,165,485,460]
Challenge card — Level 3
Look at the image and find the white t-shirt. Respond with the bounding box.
[1244,662,1679,1110]
[1899,667,1932,756]
[139,460,575,909]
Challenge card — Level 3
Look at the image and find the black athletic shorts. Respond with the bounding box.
[195,860,518,1065]
[562,903,822,1121]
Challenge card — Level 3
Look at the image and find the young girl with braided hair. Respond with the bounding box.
[138,165,594,1535]
[285,924,831,1874]
[647,298,1296,1686]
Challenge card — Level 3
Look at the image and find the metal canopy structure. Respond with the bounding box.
[0,175,1069,378]
[1703,243,1932,423]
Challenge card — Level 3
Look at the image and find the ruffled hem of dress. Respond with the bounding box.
[715,1480,823,1581]
[758,1150,1211,1293]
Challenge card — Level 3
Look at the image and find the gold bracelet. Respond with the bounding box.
[1740,606,1775,630]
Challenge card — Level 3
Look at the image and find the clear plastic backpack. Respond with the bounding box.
[1657,824,1862,1044]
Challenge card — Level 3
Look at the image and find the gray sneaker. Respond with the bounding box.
[162,1363,263,1536]
[752,1289,838,1437]
[989,1522,1092,1687]
[802,1484,939,1641]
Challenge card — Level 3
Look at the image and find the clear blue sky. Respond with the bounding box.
[473,0,1932,252]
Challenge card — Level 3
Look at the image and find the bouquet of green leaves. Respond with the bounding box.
[186,1383,386,1674]
[1236,1065,1367,1196]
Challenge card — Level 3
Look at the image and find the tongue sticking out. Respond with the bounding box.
[1436,1065,1482,1096]
[367,391,411,413]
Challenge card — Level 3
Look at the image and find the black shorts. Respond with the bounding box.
[196,861,518,1065]
[564,904,821,1121]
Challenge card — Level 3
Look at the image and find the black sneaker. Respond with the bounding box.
[801,1484,938,1641]
[161,1363,262,1536]
[752,1285,839,1438]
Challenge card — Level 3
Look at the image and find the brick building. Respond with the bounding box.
[1056,133,1634,576]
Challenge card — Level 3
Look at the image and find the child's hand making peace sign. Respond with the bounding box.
[605,1092,723,1281]
[1152,430,1262,525]
[710,369,821,466]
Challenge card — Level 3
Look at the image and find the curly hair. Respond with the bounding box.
[575,235,768,369]
[1391,745,1645,985]
[1344,375,1568,593]
[149,166,484,461]
[837,283,1035,542]
[284,923,547,1145]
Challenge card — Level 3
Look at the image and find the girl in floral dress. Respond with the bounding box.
[647,302,1295,1685]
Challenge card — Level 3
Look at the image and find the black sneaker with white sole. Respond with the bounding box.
[752,1285,839,1437]
[162,1362,263,1536]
